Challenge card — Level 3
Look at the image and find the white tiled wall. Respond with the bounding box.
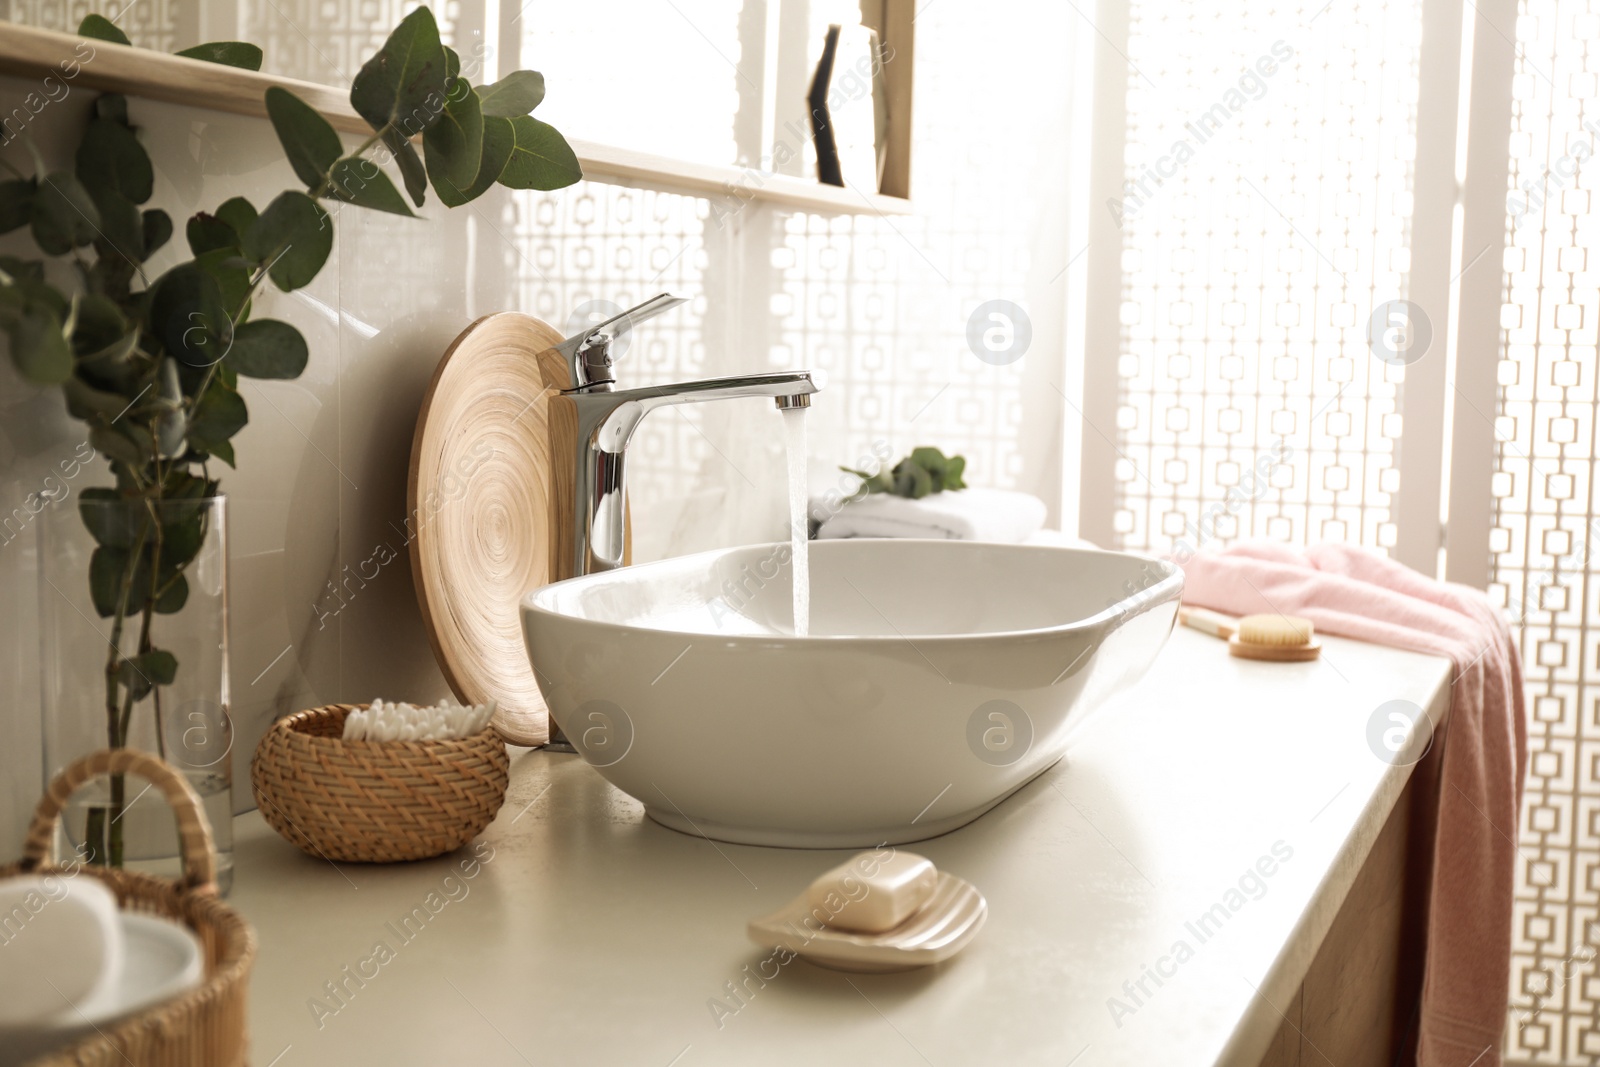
[0,1,1080,854]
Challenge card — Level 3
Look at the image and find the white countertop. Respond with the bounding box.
[230,627,1451,1067]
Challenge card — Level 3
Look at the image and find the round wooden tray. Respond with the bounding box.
[407,313,566,747]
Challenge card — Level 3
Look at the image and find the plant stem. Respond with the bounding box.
[107,772,124,867]
[145,489,166,761]
[95,513,150,867]
[83,806,106,867]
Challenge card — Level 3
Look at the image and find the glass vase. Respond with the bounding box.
[37,495,233,894]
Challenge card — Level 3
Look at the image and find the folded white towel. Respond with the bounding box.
[817,487,1047,543]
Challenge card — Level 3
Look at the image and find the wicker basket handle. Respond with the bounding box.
[21,748,218,892]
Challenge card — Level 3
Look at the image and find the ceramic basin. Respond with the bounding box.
[520,540,1182,847]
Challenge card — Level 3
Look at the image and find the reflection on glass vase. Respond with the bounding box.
[38,495,233,895]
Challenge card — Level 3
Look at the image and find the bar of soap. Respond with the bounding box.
[805,850,938,933]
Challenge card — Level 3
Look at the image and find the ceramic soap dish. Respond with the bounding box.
[747,871,987,973]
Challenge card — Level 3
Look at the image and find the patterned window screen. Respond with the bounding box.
[1114,0,1600,1058]
[1495,2,1600,1060]
[768,0,1075,499]
[1113,1,1419,555]
[240,0,463,81]
[2,0,181,48]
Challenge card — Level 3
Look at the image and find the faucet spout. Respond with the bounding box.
[553,369,824,578]
[584,370,822,455]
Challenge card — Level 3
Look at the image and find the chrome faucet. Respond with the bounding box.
[540,293,822,748]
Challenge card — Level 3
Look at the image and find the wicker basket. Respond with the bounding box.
[2,749,257,1067]
[251,703,510,863]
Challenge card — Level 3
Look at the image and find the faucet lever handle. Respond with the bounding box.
[552,292,688,389]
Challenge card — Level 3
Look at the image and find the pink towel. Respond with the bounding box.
[1181,542,1528,1066]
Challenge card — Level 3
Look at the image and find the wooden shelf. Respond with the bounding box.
[0,21,913,217]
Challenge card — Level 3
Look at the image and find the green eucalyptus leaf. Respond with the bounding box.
[895,461,933,499]
[226,319,307,379]
[0,179,36,234]
[76,359,142,402]
[63,375,134,420]
[444,45,461,86]
[423,83,483,196]
[70,293,128,353]
[845,448,970,498]
[326,157,414,216]
[75,117,153,204]
[161,488,210,528]
[31,173,100,255]
[85,186,144,266]
[242,190,333,292]
[186,212,238,255]
[119,649,176,700]
[78,14,130,46]
[79,488,137,549]
[142,209,173,255]
[437,114,513,207]
[349,7,451,138]
[187,381,248,456]
[265,87,342,190]
[5,301,72,384]
[143,650,178,687]
[94,94,130,125]
[89,546,134,617]
[214,197,257,239]
[0,256,46,285]
[86,428,140,470]
[477,70,545,118]
[175,42,263,70]
[382,128,427,207]
[498,116,582,191]
[87,423,147,468]
[78,331,139,368]
[206,438,236,467]
[147,261,232,366]
[193,248,253,320]
[154,574,188,613]
[159,512,205,570]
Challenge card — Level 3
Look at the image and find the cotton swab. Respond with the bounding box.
[341,696,498,742]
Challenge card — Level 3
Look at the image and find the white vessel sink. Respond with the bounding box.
[520,540,1182,847]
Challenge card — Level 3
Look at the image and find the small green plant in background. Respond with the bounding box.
[843,446,968,500]
[0,6,580,866]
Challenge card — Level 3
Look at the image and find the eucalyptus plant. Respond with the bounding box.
[1,7,579,866]
[843,446,968,499]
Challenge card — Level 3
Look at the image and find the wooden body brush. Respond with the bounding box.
[1178,606,1322,662]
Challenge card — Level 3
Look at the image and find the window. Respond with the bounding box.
[1083,0,1600,1055]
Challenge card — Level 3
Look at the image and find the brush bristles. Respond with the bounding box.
[1237,614,1314,646]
